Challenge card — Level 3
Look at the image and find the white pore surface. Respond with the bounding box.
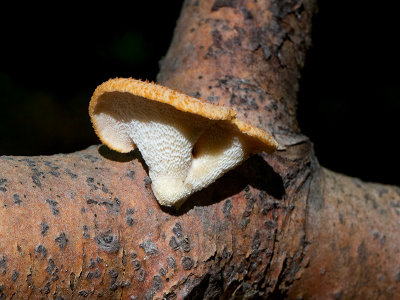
[95,92,252,207]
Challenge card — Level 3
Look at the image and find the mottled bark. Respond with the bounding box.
[1,0,399,299]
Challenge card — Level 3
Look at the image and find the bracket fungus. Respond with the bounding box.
[89,78,278,207]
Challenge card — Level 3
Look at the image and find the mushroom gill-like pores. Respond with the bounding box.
[89,78,278,208]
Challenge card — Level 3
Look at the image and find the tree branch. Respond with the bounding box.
[1,0,398,299]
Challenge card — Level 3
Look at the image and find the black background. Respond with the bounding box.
[0,2,399,186]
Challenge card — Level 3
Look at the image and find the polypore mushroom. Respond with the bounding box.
[89,78,278,207]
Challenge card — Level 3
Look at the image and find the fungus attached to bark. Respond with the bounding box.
[89,78,278,207]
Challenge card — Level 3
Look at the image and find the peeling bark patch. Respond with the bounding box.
[140,240,158,256]
[55,233,68,249]
[35,245,47,258]
[94,233,120,253]
[46,199,60,215]
[211,0,237,11]
[13,194,22,205]
[181,256,194,270]
[40,222,50,236]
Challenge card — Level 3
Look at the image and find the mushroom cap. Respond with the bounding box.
[89,78,278,207]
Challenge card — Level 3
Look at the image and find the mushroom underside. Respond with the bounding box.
[92,91,261,207]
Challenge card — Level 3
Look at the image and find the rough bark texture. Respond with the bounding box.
[1,0,399,299]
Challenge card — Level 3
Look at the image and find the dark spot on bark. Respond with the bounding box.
[131,252,137,259]
[81,207,86,213]
[35,245,47,258]
[46,199,59,215]
[86,177,98,190]
[380,235,386,245]
[132,260,141,271]
[101,185,109,194]
[357,241,367,262]
[78,290,89,297]
[32,175,41,188]
[140,240,158,256]
[265,220,277,230]
[172,222,183,238]
[65,169,78,179]
[186,272,223,299]
[207,96,220,103]
[126,215,136,226]
[0,187,6,192]
[70,272,75,291]
[145,275,163,299]
[182,237,191,252]
[194,91,201,98]
[83,154,98,163]
[0,285,4,300]
[239,217,250,229]
[211,30,223,49]
[50,170,60,177]
[21,158,36,167]
[87,269,101,280]
[137,268,146,282]
[109,269,118,279]
[13,194,22,205]
[126,170,135,179]
[40,222,50,236]
[144,177,151,188]
[211,0,237,11]
[181,256,194,270]
[11,270,19,281]
[126,208,135,215]
[338,213,344,224]
[169,236,180,251]
[55,233,68,249]
[46,258,55,274]
[94,233,120,253]
[395,272,400,282]
[159,267,166,276]
[43,281,50,294]
[222,199,233,217]
[167,257,176,269]
[88,258,96,269]
[0,179,7,185]
[333,290,343,300]
[239,6,253,20]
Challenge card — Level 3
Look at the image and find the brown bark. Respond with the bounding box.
[0,0,399,299]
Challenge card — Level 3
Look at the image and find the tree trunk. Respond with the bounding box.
[1,0,399,299]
